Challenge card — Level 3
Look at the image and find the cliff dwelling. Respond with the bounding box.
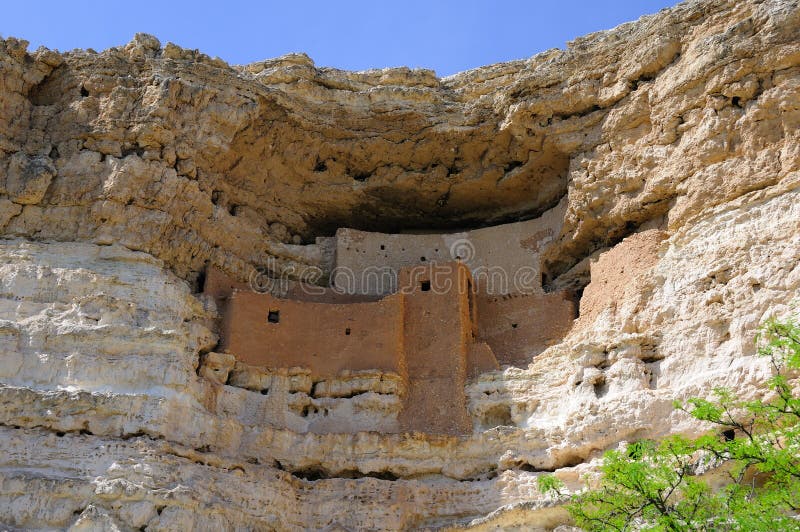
[3,0,799,528]
[204,211,578,435]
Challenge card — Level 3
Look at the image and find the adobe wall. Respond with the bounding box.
[467,342,500,378]
[283,284,380,303]
[477,291,577,366]
[398,262,475,435]
[577,229,667,328]
[221,290,405,379]
[204,266,252,311]
[205,266,379,306]
[333,198,566,296]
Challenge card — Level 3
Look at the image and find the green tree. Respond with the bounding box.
[539,317,800,531]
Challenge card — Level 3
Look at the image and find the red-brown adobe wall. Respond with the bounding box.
[477,290,577,366]
[577,230,667,329]
[204,267,251,309]
[467,342,500,378]
[221,290,405,379]
[398,262,474,434]
[204,266,379,305]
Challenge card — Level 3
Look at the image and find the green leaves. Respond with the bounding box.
[567,318,800,531]
[537,474,565,496]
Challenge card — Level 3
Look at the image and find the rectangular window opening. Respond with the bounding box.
[345,327,351,336]
[268,310,280,323]
[421,280,431,292]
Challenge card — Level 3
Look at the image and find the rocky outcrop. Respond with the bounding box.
[0,0,799,529]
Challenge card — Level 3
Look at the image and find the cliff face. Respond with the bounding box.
[0,0,799,529]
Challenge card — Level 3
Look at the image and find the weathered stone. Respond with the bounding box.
[0,198,22,229]
[0,0,798,529]
[5,153,56,204]
[198,352,236,384]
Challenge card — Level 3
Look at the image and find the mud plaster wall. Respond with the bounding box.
[333,199,566,296]
[221,291,405,379]
[466,342,500,378]
[578,229,668,328]
[203,266,251,310]
[398,262,475,434]
[204,266,379,356]
[206,265,378,307]
[477,291,577,366]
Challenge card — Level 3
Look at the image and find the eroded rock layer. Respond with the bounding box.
[0,0,799,529]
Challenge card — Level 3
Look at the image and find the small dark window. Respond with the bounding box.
[421,280,431,292]
[345,327,351,336]
[268,310,280,323]
[420,256,426,262]
[511,323,518,329]
[380,244,385,250]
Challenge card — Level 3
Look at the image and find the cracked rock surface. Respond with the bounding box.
[0,0,799,529]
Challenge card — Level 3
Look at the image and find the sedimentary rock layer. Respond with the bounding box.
[0,0,799,529]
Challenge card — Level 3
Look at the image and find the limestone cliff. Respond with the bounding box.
[0,0,799,529]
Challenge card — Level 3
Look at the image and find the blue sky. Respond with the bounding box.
[3,1,679,77]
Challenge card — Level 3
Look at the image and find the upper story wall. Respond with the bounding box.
[333,198,566,296]
[399,261,475,377]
